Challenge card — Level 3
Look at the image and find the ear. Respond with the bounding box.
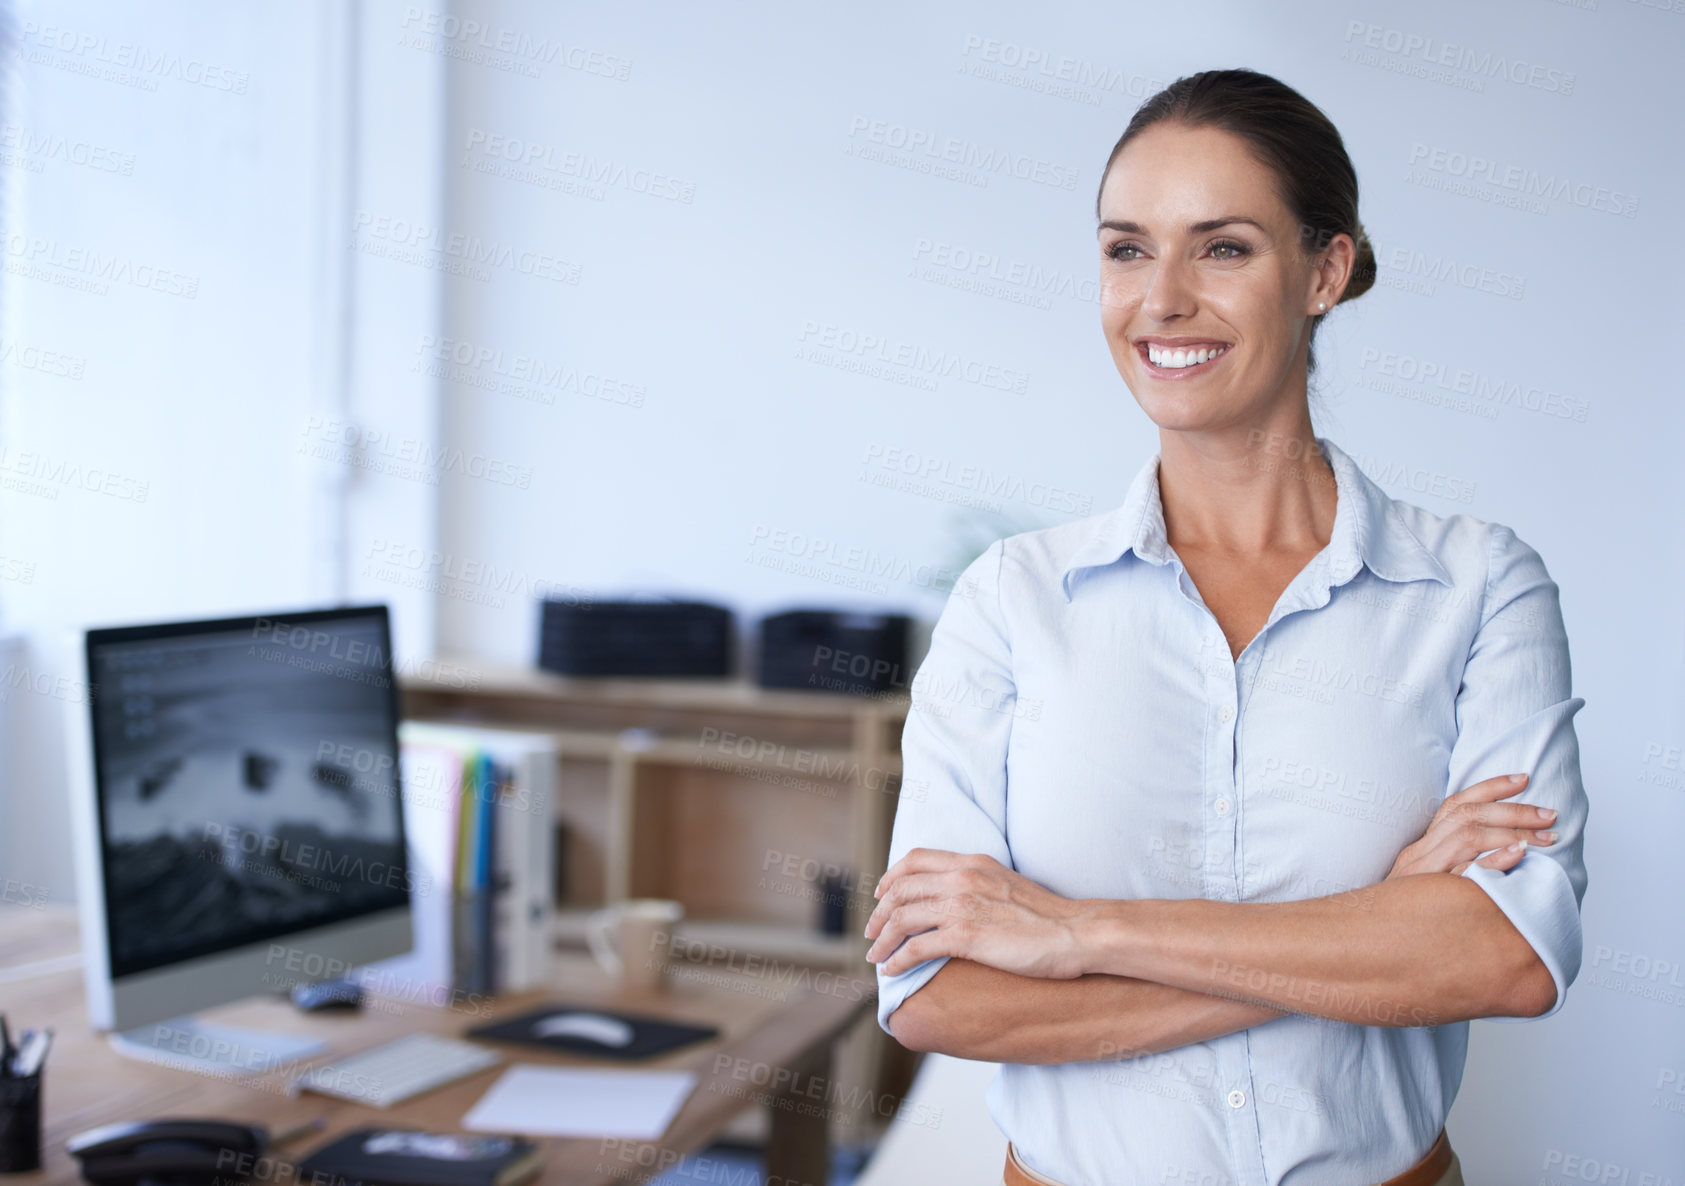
[1307,232,1357,314]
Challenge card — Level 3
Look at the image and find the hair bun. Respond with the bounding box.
[1341,222,1377,304]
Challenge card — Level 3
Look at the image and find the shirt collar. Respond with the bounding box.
[1059,436,1453,601]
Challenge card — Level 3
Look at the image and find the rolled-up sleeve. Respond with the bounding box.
[875,538,1018,1036]
[1449,522,1589,1022]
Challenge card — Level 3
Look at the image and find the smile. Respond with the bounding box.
[1137,341,1231,375]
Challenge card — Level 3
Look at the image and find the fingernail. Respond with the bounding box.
[1507,841,1525,852]
[1508,774,1527,784]
[1539,831,1557,843]
[1538,807,1557,819]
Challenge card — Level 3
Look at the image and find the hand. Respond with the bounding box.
[864,849,1092,979]
[1387,773,1558,879]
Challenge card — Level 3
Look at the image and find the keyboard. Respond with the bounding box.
[292,1033,505,1108]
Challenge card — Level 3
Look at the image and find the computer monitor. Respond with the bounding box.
[66,605,414,1072]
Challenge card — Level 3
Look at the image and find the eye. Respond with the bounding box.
[1209,239,1250,260]
[1105,240,1145,262]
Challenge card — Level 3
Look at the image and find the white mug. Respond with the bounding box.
[587,899,684,991]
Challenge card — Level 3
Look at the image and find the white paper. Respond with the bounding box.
[462,1065,698,1140]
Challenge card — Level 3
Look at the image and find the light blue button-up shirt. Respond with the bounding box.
[875,436,1589,1186]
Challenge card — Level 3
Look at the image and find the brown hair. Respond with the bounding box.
[1096,68,1376,373]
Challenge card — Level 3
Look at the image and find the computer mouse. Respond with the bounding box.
[290,979,364,1013]
[530,1012,635,1047]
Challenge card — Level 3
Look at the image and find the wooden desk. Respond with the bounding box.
[0,906,873,1186]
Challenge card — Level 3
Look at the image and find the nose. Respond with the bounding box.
[1141,254,1197,323]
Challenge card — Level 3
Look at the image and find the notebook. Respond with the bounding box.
[297,1129,541,1186]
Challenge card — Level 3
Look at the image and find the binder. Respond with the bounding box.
[375,724,559,1001]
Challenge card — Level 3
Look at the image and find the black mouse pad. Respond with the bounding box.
[468,1006,720,1060]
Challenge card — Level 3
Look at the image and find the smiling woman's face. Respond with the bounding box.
[1097,121,1340,434]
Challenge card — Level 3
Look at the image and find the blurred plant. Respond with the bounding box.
[935,505,1066,587]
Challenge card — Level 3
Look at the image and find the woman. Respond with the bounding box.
[864,70,1588,1186]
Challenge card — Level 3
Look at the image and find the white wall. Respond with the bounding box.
[0,1,331,904]
[0,0,445,899]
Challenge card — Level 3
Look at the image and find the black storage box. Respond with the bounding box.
[537,599,733,677]
[758,610,910,695]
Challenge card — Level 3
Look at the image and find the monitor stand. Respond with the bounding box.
[109,1015,327,1077]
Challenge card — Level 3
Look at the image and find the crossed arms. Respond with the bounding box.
[869,847,1557,1066]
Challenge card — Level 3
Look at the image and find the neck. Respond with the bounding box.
[1156,420,1337,555]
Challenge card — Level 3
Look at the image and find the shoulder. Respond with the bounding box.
[935,507,1131,634]
[1379,491,1560,626]
[1333,437,1561,601]
[990,505,1133,594]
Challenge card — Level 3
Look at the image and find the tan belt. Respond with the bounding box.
[1003,1127,1455,1186]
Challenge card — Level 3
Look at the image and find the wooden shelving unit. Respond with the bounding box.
[399,661,915,1147]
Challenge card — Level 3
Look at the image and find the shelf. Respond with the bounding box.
[403,659,911,721]
[399,723,899,785]
[552,908,861,969]
[630,737,902,784]
[401,722,623,760]
[677,917,862,968]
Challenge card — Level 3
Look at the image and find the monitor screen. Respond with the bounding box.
[86,607,410,980]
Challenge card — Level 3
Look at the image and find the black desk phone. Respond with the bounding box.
[67,1119,269,1186]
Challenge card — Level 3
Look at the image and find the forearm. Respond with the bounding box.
[888,956,1286,1065]
[1081,872,1554,1024]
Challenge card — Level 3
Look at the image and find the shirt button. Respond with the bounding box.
[1218,705,1234,722]
[1214,797,1232,816]
[1227,1089,1246,1109]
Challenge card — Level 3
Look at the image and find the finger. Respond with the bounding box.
[1431,794,1554,839]
[866,868,986,938]
[871,893,1000,967]
[863,886,898,940]
[865,871,955,939]
[1472,841,1530,872]
[883,870,965,910]
[1414,824,1550,874]
[879,924,965,978]
[865,900,950,966]
[1438,825,1553,866]
[875,848,969,898]
[1451,844,1523,876]
[1446,773,1530,805]
[1467,801,1559,828]
[1469,824,1558,852]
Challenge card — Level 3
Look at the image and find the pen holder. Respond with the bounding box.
[0,1069,42,1173]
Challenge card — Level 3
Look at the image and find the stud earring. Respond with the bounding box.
[1317,301,1327,312]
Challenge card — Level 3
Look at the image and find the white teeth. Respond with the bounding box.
[1145,344,1227,369]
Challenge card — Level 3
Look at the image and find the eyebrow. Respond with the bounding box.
[1097,216,1267,236]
